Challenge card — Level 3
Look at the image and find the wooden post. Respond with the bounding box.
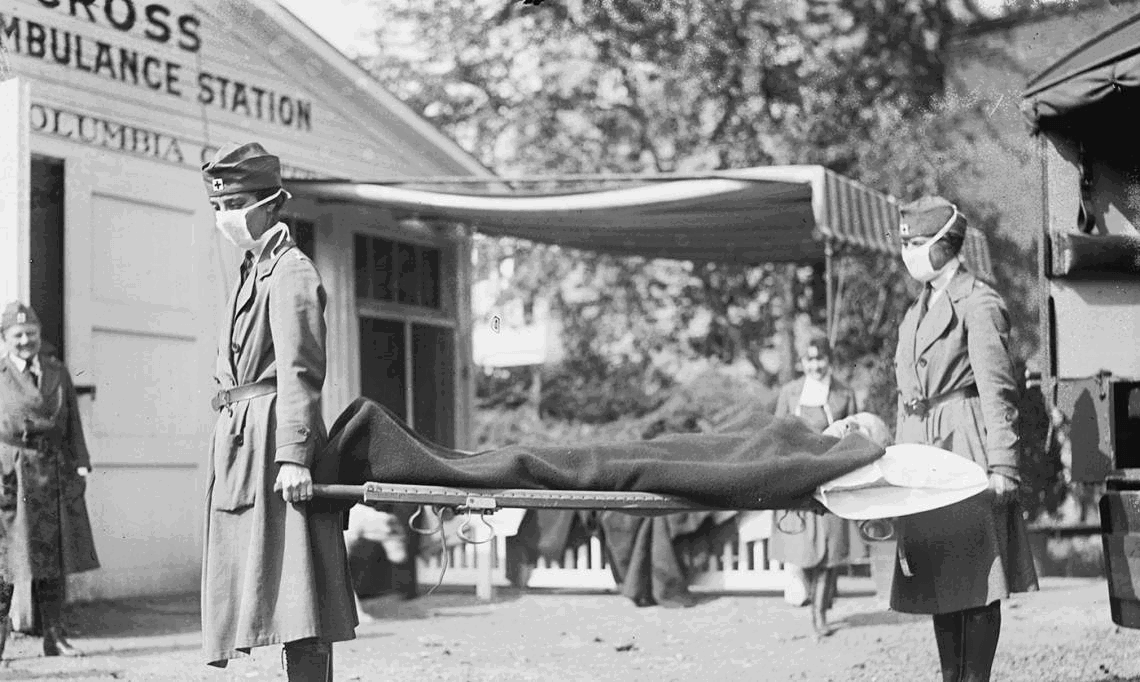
[777,263,798,384]
[476,538,495,601]
[824,240,836,349]
[0,77,31,305]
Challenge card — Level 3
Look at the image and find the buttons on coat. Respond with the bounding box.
[297,426,310,439]
[230,342,241,356]
[232,434,244,447]
[918,358,928,367]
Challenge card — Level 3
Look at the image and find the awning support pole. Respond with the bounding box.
[825,239,836,348]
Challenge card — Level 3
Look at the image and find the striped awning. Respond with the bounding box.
[288,166,903,265]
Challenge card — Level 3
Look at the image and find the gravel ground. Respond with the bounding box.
[0,577,1136,681]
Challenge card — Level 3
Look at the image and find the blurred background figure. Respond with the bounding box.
[0,302,100,661]
[768,331,862,639]
[343,504,410,622]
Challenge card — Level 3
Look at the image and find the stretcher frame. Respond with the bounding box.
[313,482,760,513]
[312,482,886,541]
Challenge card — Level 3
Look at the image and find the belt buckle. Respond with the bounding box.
[905,398,929,418]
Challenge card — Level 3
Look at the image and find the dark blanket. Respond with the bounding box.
[314,397,885,513]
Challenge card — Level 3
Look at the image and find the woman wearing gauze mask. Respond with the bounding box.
[768,332,861,640]
[213,187,290,252]
[891,196,1038,682]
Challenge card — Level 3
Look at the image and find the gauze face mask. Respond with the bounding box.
[215,190,283,251]
[901,207,960,283]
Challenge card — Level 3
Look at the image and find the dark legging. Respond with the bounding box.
[0,577,67,627]
[283,637,333,682]
[932,601,1002,682]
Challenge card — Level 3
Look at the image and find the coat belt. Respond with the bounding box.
[211,379,277,412]
[0,430,62,450]
[902,385,979,419]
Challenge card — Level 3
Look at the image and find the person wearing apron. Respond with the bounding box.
[768,332,860,639]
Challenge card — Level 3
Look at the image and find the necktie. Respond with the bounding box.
[918,284,933,320]
[239,252,254,285]
[24,363,38,388]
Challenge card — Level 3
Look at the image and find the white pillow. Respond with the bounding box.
[813,443,990,520]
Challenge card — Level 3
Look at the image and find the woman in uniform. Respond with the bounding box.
[892,197,1038,682]
[768,331,860,639]
[0,302,100,661]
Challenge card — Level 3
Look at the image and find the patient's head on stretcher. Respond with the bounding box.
[822,412,893,449]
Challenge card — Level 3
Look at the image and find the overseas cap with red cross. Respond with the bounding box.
[0,301,41,334]
[201,142,283,198]
[898,196,968,240]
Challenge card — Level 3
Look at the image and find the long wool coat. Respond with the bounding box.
[891,267,1039,615]
[202,227,356,667]
[768,377,862,569]
[0,354,100,582]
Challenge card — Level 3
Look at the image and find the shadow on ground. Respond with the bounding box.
[837,609,928,628]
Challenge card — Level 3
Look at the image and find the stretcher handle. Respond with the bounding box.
[409,505,444,536]
[857,519,896,543]
[457,511,495,545]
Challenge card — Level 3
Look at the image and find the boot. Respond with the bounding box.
[932,611,963,682]
[284,638,333,682]
[959,602,1001,682]
[39,579,82,658]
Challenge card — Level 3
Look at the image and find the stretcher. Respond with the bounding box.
[311,482,892,543]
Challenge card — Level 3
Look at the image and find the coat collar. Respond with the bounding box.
[915,267,976,358]
[253,223,296,281]
[0,353,58,397]
[38,355,61,398]
[233,225,297,317]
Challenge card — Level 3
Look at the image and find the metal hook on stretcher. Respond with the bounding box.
[409,505,444,536]
[457,510,496,545]
[775,509,807,535]
[455,495,498,545]
[857,519,896,543]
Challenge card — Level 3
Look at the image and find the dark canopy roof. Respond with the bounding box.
[289,165,992,277]
[291,166,897,264]
[1021,11,1140,130]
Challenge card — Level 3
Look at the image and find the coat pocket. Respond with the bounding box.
[212,431,258,513]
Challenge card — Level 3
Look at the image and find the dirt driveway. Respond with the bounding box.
[0,577,1136,681]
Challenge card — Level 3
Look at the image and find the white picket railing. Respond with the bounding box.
[416,532,798,593]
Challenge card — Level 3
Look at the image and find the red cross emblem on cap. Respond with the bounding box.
[212,179,224,191]
[15,312,26,324]
[899,222,911,237]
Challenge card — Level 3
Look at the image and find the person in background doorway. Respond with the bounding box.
[200,142,356,681]
[892,196,1038,682]
[768,332,861,639]
[0,302,100,660]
